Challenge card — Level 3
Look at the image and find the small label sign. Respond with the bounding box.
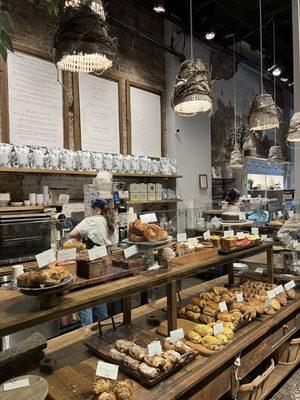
[177,233,187,242]
[264,299,272,308]
[96,361,119,380]
[140,213,157,224]
[239,212,246,221]
[267,290,276,299]
[148,341,162,357]
[170,328,184,340]
[274,285,284,295]
[3,378,30,391]
[88,246,108,261]
[252,227,259,235]
[57,248,76,262]
[237,232,245,240]
[255,267,264,274]
[36,249,56,268]
[203,230,211,241]
[261,235,268,242]
[213,323,224,336]
[219,301,228,312]
[285,280,296,291]
[124,245,138,259]
[224,230,234,238]
[188,237,198,247]
[278,210,283,218]
[236,293,244,302]
[288,211,294,218]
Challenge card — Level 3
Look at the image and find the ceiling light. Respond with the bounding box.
[280,77,288,82]
[171,0,213,117]
[153,0,165,13]
[287,112,300,142]
[205,31,215,40]
[53,0,117,74]
[272,66,282,76]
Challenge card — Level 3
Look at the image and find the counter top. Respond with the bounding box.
[0,243,273,337]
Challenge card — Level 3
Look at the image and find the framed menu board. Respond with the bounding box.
[74,73,122,154]
[3,50,65,148]
[127,81,162,158]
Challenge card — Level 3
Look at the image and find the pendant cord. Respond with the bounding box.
[273,18,277,146]
[233,35,237,143]
[259,0,263,94]
[190,0,193,58]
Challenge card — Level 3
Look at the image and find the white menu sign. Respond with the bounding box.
[36,249,56,268]
[78,74,120,154]
[96,361,119,380]
[7,51,64,148]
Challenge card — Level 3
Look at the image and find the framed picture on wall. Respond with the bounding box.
[199,174,208,189]
[1,45,69,148]
[126,81,163,158]
[73,73,123,153]
[212,167,222,179]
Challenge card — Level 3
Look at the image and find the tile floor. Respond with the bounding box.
[270,369,300,400]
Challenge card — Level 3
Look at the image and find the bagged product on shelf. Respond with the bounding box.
[150,158,160,174]
[103,153,114,171]
[29,146,46,169]
[12,144,30,168]
[76,150,91,171]
[0,143,12,167]
[130,155,140,172]
[123,155,132,172]
[140,156,150,173]
[170,159,177,175]
[91,152,104,171]
[60,149,76,170]
[113,154,124,172]
[160,158,171,174]
[44,147,60,169]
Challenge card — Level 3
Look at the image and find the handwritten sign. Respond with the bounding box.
[170,328,184,340]
[140,213,157,223]
[224,230,234,238]
[219,301,228,312]
[267,290,276,299]
[239,212,246,221]
[88,246,108,261]
[188,237,198,247]
[203,230,211,240]
[274,285,284,295]
[236,293,244,302]
[36,249,55,268]
[124,245,138,259]
[285,280,296,291]
[251,227,259,235]
[213,323,224,336]
[3,378,30,391]
[261,235,268,242]
[96,361,119,380]
[177,233,187,242]
[148,341,162,357]
[237,232,245,240]
[57,248,76,262]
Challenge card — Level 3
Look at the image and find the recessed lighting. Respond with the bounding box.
[272,66,282,76]
[153,0,165,13]
[205,31,215,40]
[280,77,288,82]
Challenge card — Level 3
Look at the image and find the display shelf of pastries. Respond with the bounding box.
[92,377,135,400]
[126,219,170,244]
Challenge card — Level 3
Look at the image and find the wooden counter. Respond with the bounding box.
[0,243,273,337]
[10,277,300,400]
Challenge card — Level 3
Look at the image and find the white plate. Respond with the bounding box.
[123,236,173,247]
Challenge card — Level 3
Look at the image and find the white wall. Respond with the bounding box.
[165,21,211,208]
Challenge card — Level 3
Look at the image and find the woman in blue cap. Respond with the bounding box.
[70,198,118,326]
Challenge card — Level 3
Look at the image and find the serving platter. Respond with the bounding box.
[123,236,173,247]
[17,274,74,295]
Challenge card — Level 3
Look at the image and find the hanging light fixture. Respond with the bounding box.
[153,0,166,13]
[53,0,117,74]
[230,36,243,169]
[249,0,280,131]
[171,0,213,117]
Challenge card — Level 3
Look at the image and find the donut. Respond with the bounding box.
[144,224,163,242]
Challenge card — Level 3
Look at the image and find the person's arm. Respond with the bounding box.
[70,219,89,240]
[70,227,81,239]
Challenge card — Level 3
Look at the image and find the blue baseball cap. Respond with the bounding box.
[91,198,108,209]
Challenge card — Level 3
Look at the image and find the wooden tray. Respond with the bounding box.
[218,243,256,255]
[84,325,197,387]
[156,319,215,357]
[0,375,48,400]
[168,248,218,267]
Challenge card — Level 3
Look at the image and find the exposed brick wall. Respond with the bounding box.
[0,0,166,201]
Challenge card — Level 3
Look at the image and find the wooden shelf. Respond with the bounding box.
[0,167,182,179]
[127,199,183,205]
[0,205,46,212]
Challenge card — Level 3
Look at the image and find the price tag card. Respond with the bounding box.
[124,245,138,259]
[219,301,228,312]
[3,378,30,391]
[237,232,245,240]
[239,212,246,221]
[96,361,119,380]
[285,280,296,291]
[140,213,157,224]
[278,210,283,217]
[224,230,234,238]
[148,341,162,357]
[213,323,224,336]
[188,237,198,247]
[177,233,187,242]
[251,227,259,235]
[58,194,70,205]
[170,328,184,340]
[255,267,264,274]
[88,246,108,261]
[57,248,76,262]
[267,290,276,299]
[261,235,268,242]
[288,211,295,218]
[236,293,244,302]
[264,299,272,308]
[203,230,211,241]
[274,285,284,295]
[36,249,56,268]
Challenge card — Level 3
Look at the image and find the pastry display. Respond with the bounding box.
[221,237,238,250]
[128,219,168,243]
[16,265,69,288]
[92,378,134,400]
[210,235,221,249]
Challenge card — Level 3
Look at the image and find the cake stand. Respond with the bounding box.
[123,236,173,269]
[16,274,74,309]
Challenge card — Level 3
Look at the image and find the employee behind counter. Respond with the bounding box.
[70,198,118,326]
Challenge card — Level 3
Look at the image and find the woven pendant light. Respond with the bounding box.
[249,0,280,131]
[287,112,300,142]
[171,0,213,117]
[230,36,243,169]
[54,0,117,74]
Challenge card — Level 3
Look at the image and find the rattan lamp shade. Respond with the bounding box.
[172,58,213,117]
[229,143,244,169]
[267,145,284,163]
[249,94,280,131]
[54,3,117,74]
[287,112,300,142]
